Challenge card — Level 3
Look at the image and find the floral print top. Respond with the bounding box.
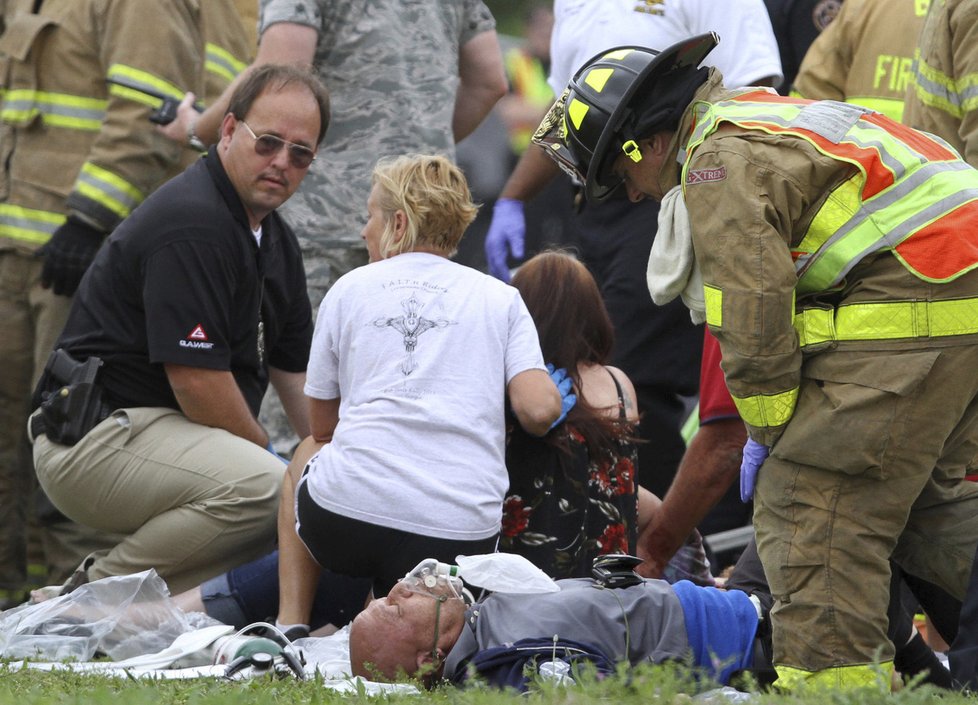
[500,370,638,579]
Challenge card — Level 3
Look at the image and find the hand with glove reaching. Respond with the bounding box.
[38,217,106,297]
[484,198,525,282]
[740,437,770,502]
[546,363,577,432]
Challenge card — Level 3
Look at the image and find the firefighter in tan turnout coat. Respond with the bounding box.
[533,33,978,689]
[0,0,206,598]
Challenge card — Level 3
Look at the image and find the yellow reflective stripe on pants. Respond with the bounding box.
[731,387,798,429]
[775,662,894,691]
[0,204,66,244]
[794,297,978,349]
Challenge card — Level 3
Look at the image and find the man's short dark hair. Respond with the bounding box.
[227,64,331,145]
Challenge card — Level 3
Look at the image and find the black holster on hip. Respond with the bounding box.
[31,348,110,446]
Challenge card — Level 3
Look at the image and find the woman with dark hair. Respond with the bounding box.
[503,251,711,584]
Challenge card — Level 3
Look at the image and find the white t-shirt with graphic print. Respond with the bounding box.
[303,252,546,540]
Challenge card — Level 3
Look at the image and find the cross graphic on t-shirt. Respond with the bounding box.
[372,294,455,375]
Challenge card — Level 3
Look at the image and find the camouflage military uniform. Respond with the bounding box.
[256,0,495,447]
[258,0,495,302]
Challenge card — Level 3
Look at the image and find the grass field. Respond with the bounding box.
[0,662,973,705]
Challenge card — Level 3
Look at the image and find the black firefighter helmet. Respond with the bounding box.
[532,33,719,202]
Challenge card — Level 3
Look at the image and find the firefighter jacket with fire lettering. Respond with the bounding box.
[904,0,978,167]
[661,72,978,446]
[792,0,930,123]
[0,0,203,254]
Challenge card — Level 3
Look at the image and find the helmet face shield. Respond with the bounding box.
[532,33,719,203]
[532,89,590,185]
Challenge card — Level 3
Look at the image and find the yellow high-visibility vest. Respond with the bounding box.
[684,90,978,428]
[684,91,978,297]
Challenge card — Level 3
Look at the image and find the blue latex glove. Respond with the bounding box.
[485,198,525,282]
[546,363,577,431]
[740,438,770,502]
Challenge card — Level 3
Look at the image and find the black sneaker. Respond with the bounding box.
[58,556,96,596]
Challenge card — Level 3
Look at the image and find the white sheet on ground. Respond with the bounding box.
[0,574,416,693]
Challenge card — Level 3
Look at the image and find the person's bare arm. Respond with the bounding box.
[507,368,561,437]
[307,396,340,444]
[269,367,310,440]
[165,364,268,446]
[276,397,338,626]
[637,485,663,534]
[499,143,562,202]
[276,433,328,628]
[158,22,318,147]
[453,29,508,142]
[636,417,747,577]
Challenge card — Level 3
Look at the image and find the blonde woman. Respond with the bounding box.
[275,154,565,634]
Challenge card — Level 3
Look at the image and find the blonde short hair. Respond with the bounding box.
[371,154,479,259]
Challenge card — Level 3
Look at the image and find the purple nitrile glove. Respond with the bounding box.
[740,438,770,502]
[546,363,577,431]
[485,198,525,282]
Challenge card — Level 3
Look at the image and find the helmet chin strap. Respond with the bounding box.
[621,138,644,163]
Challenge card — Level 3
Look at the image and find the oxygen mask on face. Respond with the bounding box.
[400,559,473,604]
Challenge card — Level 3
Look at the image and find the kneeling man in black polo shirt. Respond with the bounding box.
[29,64,329,594]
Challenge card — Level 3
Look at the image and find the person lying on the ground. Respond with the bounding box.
[349,545,959,690]
[348,558,760,689]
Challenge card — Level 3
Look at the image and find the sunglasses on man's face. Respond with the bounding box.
[239,120,316,169]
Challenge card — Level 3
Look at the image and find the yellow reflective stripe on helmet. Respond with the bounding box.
[912,49,978,119]
[602,48,634,61]
[794,297,978,348]
[584,68,614,93]
[567,98,590,130]
[74,163,144,219]
[775,662,893,691]
[0,204,65,244]
[704,284,722,327]
[731,387,798,429]
[106,64,184,108]
[205,42,248,85]
[1,89,106,130]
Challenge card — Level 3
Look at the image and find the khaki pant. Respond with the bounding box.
[755,344,978,673]
[33,407,283,594]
